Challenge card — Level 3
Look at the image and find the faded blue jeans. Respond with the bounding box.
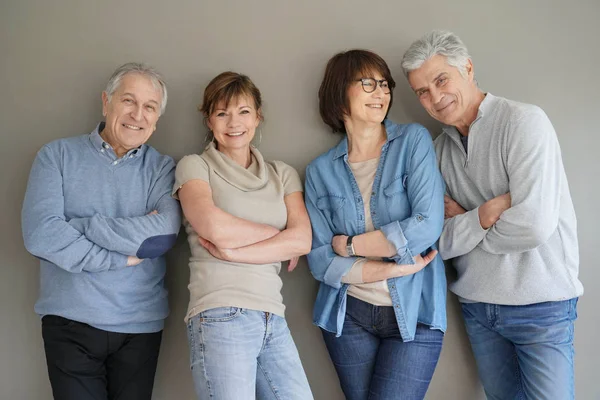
[187,307,313,400]
[461,298,578,400]
[321,296,444,400]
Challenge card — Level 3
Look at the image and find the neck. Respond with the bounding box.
[100,128,128,158]
[345,121,386,162]
[455,89,486,136]
[217,144,252,168]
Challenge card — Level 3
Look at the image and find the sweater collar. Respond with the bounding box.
[201,142,268,191]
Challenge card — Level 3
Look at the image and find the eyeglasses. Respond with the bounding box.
[356,78,391,94]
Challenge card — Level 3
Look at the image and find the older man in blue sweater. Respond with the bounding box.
[22,62,181,400]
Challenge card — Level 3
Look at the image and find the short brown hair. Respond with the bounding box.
[318,50,395,134]
[199,72,263,121]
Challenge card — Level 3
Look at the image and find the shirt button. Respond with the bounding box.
[417,215,424,221]
[112,160,118,165]
[371,192,376,196]
[100,149,104,153]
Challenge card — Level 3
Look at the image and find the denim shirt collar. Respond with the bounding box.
[332,119,400,160]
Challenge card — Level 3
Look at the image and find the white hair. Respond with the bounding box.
[105,62,168,115]
[401,30,471,78]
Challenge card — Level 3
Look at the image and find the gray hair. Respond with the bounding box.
[104,62,168,115]
[401,30,471,78]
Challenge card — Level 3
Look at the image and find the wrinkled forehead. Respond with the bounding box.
[115,73,163,101]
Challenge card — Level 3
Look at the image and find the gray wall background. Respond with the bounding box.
[1,1,598,399]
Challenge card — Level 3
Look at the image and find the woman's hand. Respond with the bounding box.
[287,256,300,272]
[332,235,349,257]
[199,237,235,261]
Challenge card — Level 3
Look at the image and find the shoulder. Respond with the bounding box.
[176,153,208,171]
[387,121,433,144]
[268,160,299,176]
[143,145,176,169]
[306,145,339,173]
[492,95,548,124]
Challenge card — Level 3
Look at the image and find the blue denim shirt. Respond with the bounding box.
[304,120,447,341]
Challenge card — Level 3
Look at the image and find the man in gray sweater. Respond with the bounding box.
[401,30,583,400]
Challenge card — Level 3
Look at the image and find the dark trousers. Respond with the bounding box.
[41,315,162,400]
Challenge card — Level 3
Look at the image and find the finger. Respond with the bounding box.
[288,257,299,272]
[422,250,438,265]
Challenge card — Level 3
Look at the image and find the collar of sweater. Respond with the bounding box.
[202,142,268,192]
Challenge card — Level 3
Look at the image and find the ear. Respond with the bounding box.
[101,92,109,117]
[205,117,213,131]
[465,59,475,82]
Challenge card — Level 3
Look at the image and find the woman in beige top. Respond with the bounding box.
[173,72,313,400]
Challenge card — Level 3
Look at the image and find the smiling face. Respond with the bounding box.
[345,72,391,128]
[207,95,260,154]
[407,54,478,128]
[101,73,162,157]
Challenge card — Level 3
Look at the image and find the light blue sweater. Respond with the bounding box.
[22,123,181,333]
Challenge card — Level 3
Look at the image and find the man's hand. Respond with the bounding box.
[127,256,143,267]
[444,195,467,219]
[199,237,235,261]
[332,235,349,257]
[478,193,511,229]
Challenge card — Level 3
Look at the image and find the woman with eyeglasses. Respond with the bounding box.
[304,50,447,400]
[173,72,313,399]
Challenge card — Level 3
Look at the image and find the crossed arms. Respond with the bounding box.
[22,145,181,273]
[176,178,311,270]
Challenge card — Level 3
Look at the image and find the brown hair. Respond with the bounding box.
[199,72,263,121]
[318,50,395,134]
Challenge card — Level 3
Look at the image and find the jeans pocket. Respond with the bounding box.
[41,315,77,329]
[199,307,244,323]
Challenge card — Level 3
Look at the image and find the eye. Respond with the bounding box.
[380,81,389,88]
[240,109,250,114]
[362,80,374,87]
[216,112,226,117]
[145,105,156,112]
[437,77,447,86]
[417,90,429,99]
[123,98,133,104]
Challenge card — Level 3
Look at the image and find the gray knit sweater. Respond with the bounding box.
[435,93,583,305]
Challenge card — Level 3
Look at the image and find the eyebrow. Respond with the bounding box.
[215,105,253,111]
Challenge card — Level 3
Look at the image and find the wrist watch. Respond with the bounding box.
[346,235,356,257]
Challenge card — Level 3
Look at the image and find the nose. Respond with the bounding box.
[431,86,444,105]
[130,104,143,121]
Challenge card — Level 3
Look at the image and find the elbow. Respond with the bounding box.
[525,222,556,248]
[136,234,178,259]
[416,213,444,245]
[292,229,312,257]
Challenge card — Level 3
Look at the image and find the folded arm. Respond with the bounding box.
[479,110,562,254]
[68,159,181,258]
[200,191,312,264]
[22,145,128,273]
[343,128,445,264]
[177,178,280,249]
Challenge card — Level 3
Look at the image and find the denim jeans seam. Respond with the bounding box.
[257,360,282,400]
[198,321,214,398]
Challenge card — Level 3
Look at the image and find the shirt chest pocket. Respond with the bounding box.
[383,175,410,219]
[316,195,347,234]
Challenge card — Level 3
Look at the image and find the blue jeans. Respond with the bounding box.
[321,296,444,400]
[186,307,313,400]
[461,298,578,400]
